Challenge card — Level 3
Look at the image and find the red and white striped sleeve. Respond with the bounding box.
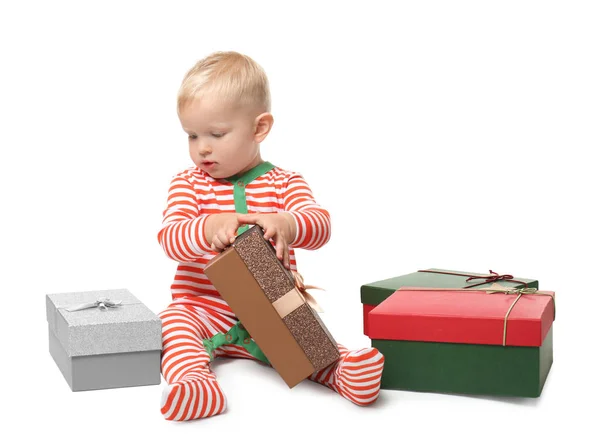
[282,173,331,250]
[157,174,213,261]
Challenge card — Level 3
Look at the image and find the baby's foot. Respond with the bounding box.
[160,372,227,421]
[335,347,385,406]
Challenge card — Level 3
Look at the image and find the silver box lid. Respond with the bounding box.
[46,289,162,357]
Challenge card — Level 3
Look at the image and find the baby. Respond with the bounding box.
[157,51,384,421]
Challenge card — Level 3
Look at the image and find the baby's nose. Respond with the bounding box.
[198,141,212,155]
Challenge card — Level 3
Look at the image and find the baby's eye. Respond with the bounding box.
[188,134,197,140]
[211,133,225,138]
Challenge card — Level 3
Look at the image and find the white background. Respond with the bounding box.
[1,0,598,442]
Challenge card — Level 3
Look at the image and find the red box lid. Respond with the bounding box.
[368,286,555,347]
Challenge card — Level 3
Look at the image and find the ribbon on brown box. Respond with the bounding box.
[400,284,555,346]
[417,269,530,288]
[272,271,324,318]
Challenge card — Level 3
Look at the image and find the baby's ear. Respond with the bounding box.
[254,112,274,142]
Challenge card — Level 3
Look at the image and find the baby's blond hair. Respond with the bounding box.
[177,51,271,115]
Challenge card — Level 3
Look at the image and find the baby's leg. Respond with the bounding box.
[159,304,228,421]
[233,333,384,405]
[308,344,385,406]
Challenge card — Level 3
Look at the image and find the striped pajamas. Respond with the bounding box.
[157,165,384,420]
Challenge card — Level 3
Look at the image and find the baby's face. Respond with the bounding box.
[179,95,262,179]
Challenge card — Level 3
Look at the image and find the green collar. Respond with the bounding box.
[224,161,275,186]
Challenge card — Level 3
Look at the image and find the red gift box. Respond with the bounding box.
[368,285,555,347]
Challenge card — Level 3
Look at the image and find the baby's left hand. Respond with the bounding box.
[237,213,296,268]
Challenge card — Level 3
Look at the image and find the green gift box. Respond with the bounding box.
[360,268,538,336]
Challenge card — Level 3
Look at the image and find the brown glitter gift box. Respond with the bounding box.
[204,225,340,388]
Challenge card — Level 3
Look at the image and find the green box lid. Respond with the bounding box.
[360,268,538,306]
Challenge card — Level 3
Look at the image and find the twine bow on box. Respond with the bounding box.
[484,284,556,345]
[417,269,530,288]
[65,297,123,312]
[466,270,521,286]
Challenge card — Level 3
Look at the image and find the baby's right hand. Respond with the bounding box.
[207,213,241,253]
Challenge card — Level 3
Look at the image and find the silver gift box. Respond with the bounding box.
[46,289,162,391]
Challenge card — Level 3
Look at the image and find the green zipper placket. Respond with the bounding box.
[225,161,275,235]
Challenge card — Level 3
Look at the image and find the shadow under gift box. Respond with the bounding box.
[46,289,162,391]
[368,287,555,397]
[360,268,538,336]
[204,225,340,388]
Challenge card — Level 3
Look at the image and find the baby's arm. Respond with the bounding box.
[158,175,240,261]
[283,173,331,250]
[235,173,330,268]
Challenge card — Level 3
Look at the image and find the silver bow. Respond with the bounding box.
[65,297,123,312]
